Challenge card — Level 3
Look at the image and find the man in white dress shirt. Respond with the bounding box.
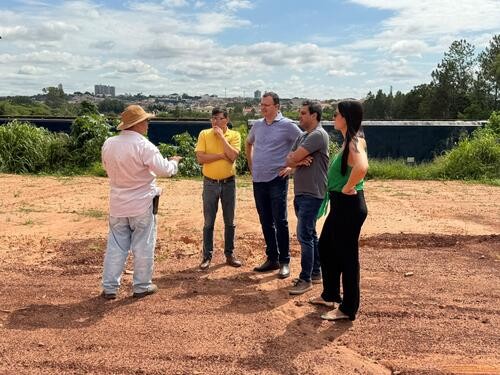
[101,105,181,299]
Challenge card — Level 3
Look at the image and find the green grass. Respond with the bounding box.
[367,158,499,186]
[367,159,444,180]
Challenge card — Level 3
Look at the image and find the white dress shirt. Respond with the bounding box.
[102,130,178,217]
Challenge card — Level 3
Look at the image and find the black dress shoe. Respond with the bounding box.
[199,258,211,270]
[226,255,242,267]
[101,291,117,300]
[253,259,280,272]
[278,263,290,279]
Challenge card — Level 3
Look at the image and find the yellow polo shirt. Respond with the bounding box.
[195,128,241,179]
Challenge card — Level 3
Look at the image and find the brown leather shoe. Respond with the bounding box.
[226,255,242,267]
[199,258,211,270]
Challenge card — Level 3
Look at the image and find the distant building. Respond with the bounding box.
[254,90,261,99]
[57,83,63,92]
[94,84,115,97]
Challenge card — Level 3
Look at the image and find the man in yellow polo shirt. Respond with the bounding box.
[195,107,242,270]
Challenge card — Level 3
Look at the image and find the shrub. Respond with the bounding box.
[158,132,201,177]
[234,125,248,175]
[0,121,54,173]
[486,111,500,135]
[46,132,72,171]
[441,127,499,180]
[70,114,114,167]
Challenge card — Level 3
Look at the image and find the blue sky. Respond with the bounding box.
[1,0,499,99]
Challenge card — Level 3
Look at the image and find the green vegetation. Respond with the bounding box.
[0,115,114,174]
[158,132,201,177]
[0,110,497,185]
[367,111,500,184]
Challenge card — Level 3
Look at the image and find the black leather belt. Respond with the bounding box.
[204,175,235,184]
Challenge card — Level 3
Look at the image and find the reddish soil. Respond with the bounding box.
[0,175,499,375]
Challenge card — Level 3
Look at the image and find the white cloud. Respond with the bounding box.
[104,60,159,75]
[17,65,49,75]
[348,0,500,53]
[162,0,188,7]
[328,70,357,77]
[223,0,254,11]
[376,58,422,80]
[192,12,251,34]
[387,40,429,57]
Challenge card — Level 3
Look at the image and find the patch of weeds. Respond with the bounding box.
[22,219,34,225]
[390,192,412,197]
[80,209,106,219]
[236,180,251,188]
[87,242,102,252]
[19,206,44,213]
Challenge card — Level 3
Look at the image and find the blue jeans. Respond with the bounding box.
[294,195,323,282]
[202,177,236,260]
[253,176,290,264]
[102,205,156,294]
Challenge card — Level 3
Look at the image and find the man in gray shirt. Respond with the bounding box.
[246,92,302,279]
[286,100,329,294]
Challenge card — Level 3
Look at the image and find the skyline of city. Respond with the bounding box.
[1,0,500,99]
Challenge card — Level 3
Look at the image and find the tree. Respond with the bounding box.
[43,86,66,109]
[98,98,125,114]
[431,40,476,118]
[478,34,500,110]
[363,91,376,119]
[78,100,99,116]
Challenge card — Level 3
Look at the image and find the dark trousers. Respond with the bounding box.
[253,176,290,264]
[319,190,367,320]
[202,177,236,260]
[294,195,323,282]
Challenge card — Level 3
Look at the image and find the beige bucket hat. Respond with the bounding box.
[117,105,154,130]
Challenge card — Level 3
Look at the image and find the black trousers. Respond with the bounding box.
[318,190,367,320]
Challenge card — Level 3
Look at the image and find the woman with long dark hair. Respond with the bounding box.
[309,100,368,321]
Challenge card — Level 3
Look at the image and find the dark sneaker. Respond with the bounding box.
[101,291,117,300]
[311,273,322,284]
[226,255,242,267]
[253,259,279,272]
[199,258,211,270]
[278,263,290,279]
[133,284,158,298]
[289,278,313,295]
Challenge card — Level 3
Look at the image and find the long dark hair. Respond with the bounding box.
[337,100,364,176]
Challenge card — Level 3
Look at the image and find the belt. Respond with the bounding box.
[204,175,235,184]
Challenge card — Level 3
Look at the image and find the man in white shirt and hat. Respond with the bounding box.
[101,104,181,299]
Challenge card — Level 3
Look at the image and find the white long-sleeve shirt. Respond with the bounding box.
[102,130,178,217]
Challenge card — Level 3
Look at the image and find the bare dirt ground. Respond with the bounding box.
[0,174,499,375]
